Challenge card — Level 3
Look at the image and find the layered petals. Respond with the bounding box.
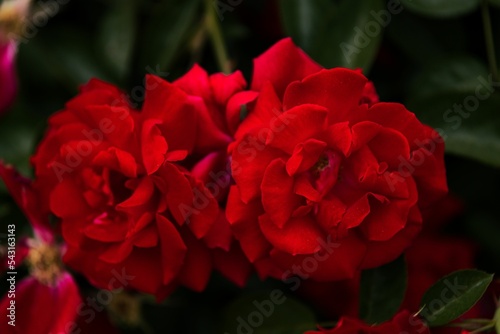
[32,76,223,299]
[227,38,447,284]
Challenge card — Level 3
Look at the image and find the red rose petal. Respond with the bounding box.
[265,104,329,155]
[117,176,155,208]
[176,230,212,291]
[156,215,188,285]
[231,143,286,203]
[213,243,253,287]
[174,64,211,100]
[261,158,302,228]
[226,186,271,262]
[270,233,366,281]
[142,75,197,153]
[204,211,233,251]
[316,197,347,237]
[92,147,138,178]
[282,68,367,122]
[351,121,382,152]
[233,81,282,141]
[259,214,324,255]
[50,179,89,219]
[286,138,327,176]
[226,91,259,135]
[133,225,159,248]
[140,118,167,175]
[252,37,323,98]
[98,241,134,263]
[209,70,247,106]
[84,216,128,242]
[368,127,411,169]
[362,221,422,269]
[322,122,352,157]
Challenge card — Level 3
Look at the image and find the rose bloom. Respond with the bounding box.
[31,73,249,299]
[304,310,430,334]
[227,38,448,281]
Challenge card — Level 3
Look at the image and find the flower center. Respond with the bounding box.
[107,291,142,327]
[26,242,63,287]
[0,0,30,43]
[311,150,343,197]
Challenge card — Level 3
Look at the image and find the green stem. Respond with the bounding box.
[481,0,499,81]
[204,0,231,74]
[448,319,495,331]
[461,318,497,324]
[469,323,494,333]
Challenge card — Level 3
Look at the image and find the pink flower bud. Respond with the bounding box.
[0,41,16,115]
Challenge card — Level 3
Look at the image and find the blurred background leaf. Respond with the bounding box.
[400,0,479,18]
[97,0,138,84]
[135,0,202,80]
[407,72,500,167]
[280,0,385,71]
[360,255,407,324]
[222,291,316,334]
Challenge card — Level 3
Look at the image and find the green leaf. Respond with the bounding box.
[400,0,479,18]
[359,255,407,324]
[326,0,385,71]
[490,0,500,7]
[410,56,490,100]
[138,0,201,73]
[494,307,500,333]
[386,12,468,65]
[408,91,500,167]
[22,27,114,91]
[464,212,500,268]
[279,0,333,52]
[419,270,493,326]
[0,102,44,179]
[280,0,385,71]
[406,57,500,167]
[97,0,138,83]
[222,291,316,334]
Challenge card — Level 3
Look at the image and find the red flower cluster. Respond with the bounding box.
[2,38,448,326]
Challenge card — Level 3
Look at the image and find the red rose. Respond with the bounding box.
[31,74,245,299]
[304,310,430,334]
[226,38,448,281]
